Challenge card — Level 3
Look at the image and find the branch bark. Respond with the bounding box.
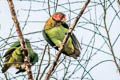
[7,0,33,80]
[44,0,91,80]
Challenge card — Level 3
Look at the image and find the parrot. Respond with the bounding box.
[1,39,38,74]
[42,12,81,59]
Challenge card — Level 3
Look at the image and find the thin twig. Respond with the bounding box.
[44,0,90,80]
[54,0,58,12]
[39,45,51,80]
[36,44,48,80]
[7,0,33,80]
[62,60,71,79]
[48,0,51,16]
[103,0,120,74]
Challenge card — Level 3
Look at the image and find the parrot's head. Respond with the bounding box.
[52,12,66,23]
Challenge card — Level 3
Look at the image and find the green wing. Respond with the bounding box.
[15,39,38,74]
[2,41,21,73]
[44,24,74,55]
[25,39,34,56]
[3,41,20,57]
[25,39,38,64]
[43,22,81,59]
[2,47,23,73]
[62,23,81,57]
[43,30,58,50]
[31,53,38,65]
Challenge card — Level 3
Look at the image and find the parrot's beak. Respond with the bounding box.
[61,17,66,23]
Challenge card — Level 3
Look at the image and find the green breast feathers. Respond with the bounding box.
[43,23,81,59]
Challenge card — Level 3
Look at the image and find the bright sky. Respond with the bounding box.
[0,0,120,80]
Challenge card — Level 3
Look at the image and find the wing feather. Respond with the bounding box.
[42,30,58,50]
[3,41,20,57]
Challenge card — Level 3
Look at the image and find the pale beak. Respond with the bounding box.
[61,17,66,22]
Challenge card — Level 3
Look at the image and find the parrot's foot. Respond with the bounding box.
[61,42,64,46]
[16,65,21,68]
[53,46,58,49]
[60,42,65,49]
[69,27,73,30]
[58,40,65,48]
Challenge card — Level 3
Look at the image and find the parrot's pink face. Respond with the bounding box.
[52,12,66,22]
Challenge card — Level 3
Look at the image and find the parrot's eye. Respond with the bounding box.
[63,15,65,18]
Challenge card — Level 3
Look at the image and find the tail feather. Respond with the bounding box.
[2,64,11,73]
[70,49,80,59]
[15,69,25,74]
[70,33,81,59]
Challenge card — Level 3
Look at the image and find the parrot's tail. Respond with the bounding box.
[70,49,80,59]
[15,69,25,74]
[1,64,10,73]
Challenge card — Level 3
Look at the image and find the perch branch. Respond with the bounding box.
[7,0,33,80]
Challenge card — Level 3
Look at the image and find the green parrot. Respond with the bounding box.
[43,12,81,59]
[1,39,38,74]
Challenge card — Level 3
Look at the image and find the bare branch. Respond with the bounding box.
[103,0,120,74]
[7,0,33,80]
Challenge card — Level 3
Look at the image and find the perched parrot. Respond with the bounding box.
[43,12,81,59]
[1,39,38,74]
